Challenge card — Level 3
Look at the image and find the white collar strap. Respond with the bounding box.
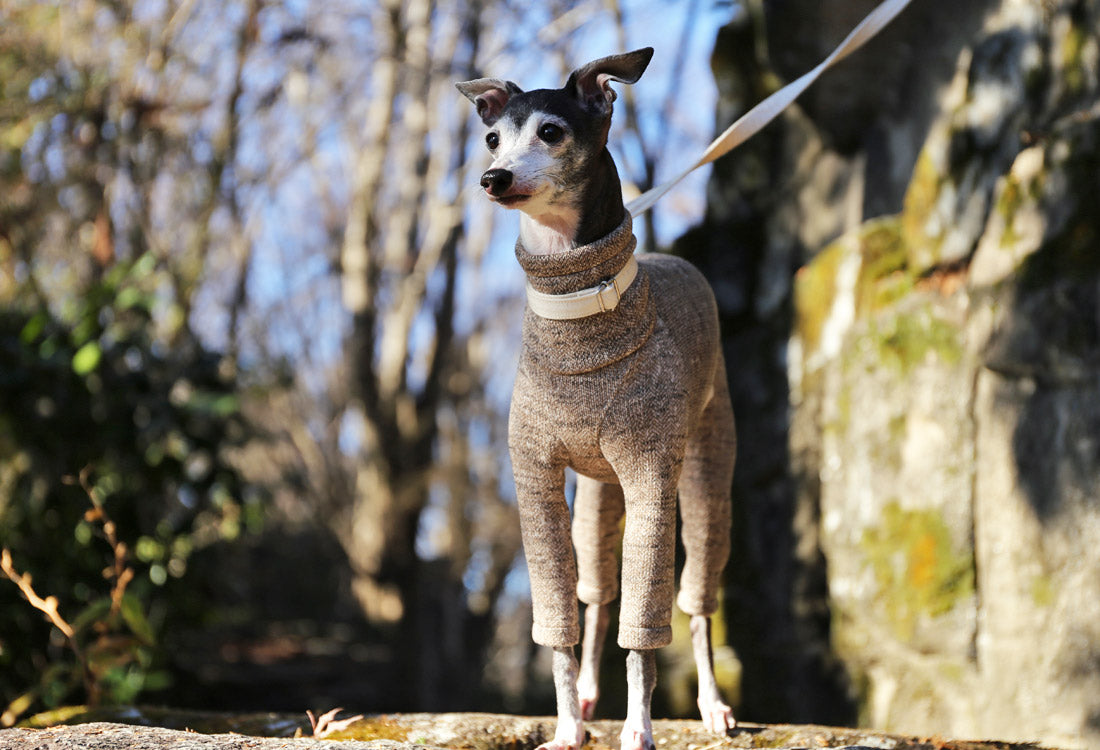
[525,254,638,320]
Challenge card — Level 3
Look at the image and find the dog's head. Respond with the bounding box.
[456,48,653,221]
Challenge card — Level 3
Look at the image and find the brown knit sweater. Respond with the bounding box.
[509,213,735,651]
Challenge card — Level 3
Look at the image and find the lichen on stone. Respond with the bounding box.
[860,502,975,641]
[795,217,912,374]
[868,306,964,375]
[858,222,911,313]
[1058,20,1092,95]
[794,241,846,365]
[901,149,947,271]
[1031,573,1057,608]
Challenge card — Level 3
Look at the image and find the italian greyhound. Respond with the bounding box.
[457,48,736,750]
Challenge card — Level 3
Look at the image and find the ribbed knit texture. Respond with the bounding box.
[509,213,735,651]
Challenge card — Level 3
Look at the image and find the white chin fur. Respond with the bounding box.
[489,114,581,253]
[519,212,579,255]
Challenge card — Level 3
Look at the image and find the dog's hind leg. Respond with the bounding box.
[690,614,733,732]
[677,356,736,732]
[572,476,624,719]
[577,602,609,720]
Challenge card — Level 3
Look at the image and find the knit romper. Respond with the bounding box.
[509,213,735,651]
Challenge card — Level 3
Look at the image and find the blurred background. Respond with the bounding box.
[1,0,1098,748]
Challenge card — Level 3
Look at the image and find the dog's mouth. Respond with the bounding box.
[490,192,532,207]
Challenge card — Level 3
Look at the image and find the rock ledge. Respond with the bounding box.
[1,711,1056,750]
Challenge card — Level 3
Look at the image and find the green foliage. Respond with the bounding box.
[2,536,166,725]
[1060,22,1090,95]
[0,255,257,722]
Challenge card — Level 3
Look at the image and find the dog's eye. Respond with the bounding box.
[486,132,499,150]
[538,123,564,144]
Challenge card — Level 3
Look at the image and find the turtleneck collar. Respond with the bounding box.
[514,212,655,376]
[515,212,635,294]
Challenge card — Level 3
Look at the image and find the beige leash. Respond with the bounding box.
[625,0,915,217]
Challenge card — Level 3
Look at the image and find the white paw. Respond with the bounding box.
[538,717,584,750]
[536,741,580,750]
[698,697,736,733]
[619,727,655,750]
[577,675,599,720]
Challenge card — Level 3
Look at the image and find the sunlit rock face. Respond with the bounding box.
[679,0,1100,744]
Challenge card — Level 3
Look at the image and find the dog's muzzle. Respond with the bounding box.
[480,168,513,196]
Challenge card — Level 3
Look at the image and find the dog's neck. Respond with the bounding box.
[515,211,653,375]
[519,149,626,255]
[519,211,580,256]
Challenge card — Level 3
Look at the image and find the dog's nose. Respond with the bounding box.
[480,168,513,196]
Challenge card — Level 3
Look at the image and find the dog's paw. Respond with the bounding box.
[698,697,736,733]
[618,728,656,750]
[577,676,599,720]
[537,717,584,750]
[536,734,580,747]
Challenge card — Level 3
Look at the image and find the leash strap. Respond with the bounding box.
[625,0,914,216]
[526,254,639,320]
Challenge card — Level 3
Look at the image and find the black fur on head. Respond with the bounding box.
[456,47,653,133]
[455,48,654,245]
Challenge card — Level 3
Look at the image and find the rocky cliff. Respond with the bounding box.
[674,0,1100,746]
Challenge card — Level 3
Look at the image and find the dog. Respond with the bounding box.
[457,48,736,750]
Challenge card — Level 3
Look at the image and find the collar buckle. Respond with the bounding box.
[596,277,622,313]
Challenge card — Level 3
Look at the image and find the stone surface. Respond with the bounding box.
[0,722,440,750]
[0,713,1059,750]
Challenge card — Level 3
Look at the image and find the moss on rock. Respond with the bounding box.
[861,502,975,642]
[1016,129,1100,291]
[1060,21,1090,95]
[870,306,964,375]
[901,148,947,271]
[795,216,913,372]
[855,219,911,314]
[794,240,845,364]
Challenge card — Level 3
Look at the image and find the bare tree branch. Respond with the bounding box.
[341,0,402,435]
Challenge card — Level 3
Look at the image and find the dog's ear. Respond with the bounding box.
[566,47,654,115]
[455,78,523,126]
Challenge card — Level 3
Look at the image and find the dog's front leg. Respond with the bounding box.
[509,430,583,747]
[519,482,586,750]
[603,424,685,750]
[621,648,657,750]
[542,646,585,750]
[519,486,587,750]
